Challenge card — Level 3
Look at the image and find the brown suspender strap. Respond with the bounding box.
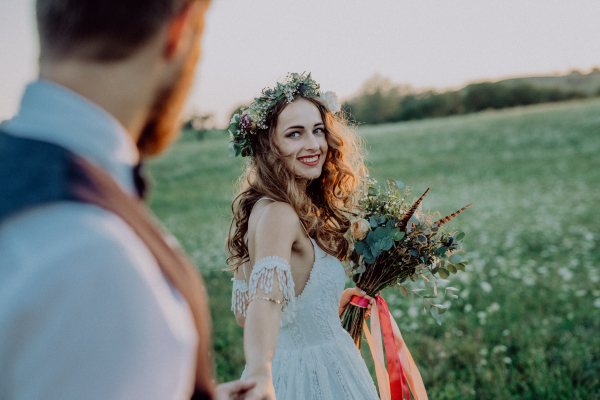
[68,156,215,399]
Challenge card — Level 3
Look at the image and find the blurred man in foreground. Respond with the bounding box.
[0,1,254,399]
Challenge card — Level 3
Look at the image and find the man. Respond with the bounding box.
[0,1,254,399]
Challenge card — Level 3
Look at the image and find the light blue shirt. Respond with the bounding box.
[0,80,198,400]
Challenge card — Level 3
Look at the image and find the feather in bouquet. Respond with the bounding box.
[341,177,472,347]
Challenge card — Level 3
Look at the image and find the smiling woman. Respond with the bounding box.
[223,74,379,400]
[273,98,328,185]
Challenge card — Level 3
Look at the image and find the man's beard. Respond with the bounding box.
[137,33,201,157]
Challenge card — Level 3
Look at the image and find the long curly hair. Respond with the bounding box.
[225,94,366,270]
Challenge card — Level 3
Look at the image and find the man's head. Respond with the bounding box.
[36,0,210,156]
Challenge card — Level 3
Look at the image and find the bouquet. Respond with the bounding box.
[341,177,472,346]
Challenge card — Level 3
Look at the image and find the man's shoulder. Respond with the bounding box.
[0,202,157,290]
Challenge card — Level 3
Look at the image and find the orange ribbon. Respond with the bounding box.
[349,295,428,400]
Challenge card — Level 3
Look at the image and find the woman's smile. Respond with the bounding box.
[297,154,320,166]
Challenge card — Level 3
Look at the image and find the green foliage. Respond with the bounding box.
[149,99,600,397]
[344,72,597,125]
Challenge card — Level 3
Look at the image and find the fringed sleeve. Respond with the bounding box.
[231,278,249,317]
[247,256,295,312]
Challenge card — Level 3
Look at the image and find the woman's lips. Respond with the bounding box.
[297,154,320,166]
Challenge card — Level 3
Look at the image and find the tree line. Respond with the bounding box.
[343,74,599,125]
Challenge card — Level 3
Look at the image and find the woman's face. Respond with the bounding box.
[273,98,328,184]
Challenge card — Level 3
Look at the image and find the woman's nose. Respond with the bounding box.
[304,132,320,151]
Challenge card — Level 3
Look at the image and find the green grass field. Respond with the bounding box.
[149,98,600,399]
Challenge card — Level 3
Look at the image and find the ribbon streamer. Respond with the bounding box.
[350,295,428,400]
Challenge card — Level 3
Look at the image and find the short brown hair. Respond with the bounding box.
[36,0,198,61]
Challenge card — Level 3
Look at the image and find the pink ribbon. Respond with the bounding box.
[350,295,428,400]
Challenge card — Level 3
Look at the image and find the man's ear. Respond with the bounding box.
[164,2,205,59]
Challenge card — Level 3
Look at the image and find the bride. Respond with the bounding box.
[226,73,380,400]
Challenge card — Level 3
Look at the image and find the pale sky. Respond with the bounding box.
[1,0,600,126]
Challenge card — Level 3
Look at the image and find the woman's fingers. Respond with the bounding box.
[355,288,373,300]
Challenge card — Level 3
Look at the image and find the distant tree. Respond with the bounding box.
[182,113,214,140]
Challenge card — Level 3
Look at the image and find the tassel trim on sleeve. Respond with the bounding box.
[248,256,295,312]
[231,278,249,317]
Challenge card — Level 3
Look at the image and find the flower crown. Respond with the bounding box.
[228,72,342,158]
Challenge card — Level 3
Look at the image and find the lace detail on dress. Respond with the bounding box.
[231,278,249,316]
[248,256,295,313]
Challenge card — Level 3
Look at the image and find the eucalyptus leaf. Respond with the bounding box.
[429,306,438,318]
[399,286,409,298]
[456,232,466,241]
[455,263,466,272]
[449,253,462,264]
[409,249,419,257]
[423,295,437,298]
[396,181,404,189]
[439,268,450,279]
[369,216,379,228]
[436,314,443,325]
[380,237,394,251]
[446,287,459,291]
[447,264,457,274]
[354,241,368,256]
[438,307,448,314]
[393,231,405,241]
[366,231,376,246]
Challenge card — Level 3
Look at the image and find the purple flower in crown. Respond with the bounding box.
[239,114,253,131]
[238,108,260,132]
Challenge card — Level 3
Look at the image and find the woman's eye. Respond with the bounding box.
[314,128,324,134]
[288,132,300,138]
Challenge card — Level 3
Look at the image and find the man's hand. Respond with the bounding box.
[214,379,256,400]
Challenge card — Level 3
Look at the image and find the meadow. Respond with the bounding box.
[149,98,600,399]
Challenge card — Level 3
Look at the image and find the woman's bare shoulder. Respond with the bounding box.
[249,201,302,256]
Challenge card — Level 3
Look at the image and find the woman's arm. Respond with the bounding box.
[243,202,300,400]
[232,266,247,327]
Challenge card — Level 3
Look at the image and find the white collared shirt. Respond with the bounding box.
[0,80,198,400]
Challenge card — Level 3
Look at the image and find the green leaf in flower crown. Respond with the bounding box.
[228,141,235,158]
[369,216,379,228]
[438,246,447,255]
[447,264,457,274]
[438,268,450,279]
[432,263,440,274]
[449,253,462,264]
[396,181,404,189]
[386,219,395,229]
[354,241,368,256]
[379,215,386,224]
[368,187,375,196]
[418,235,427,244]
[456,232,466,241]
[228,123,238,133]
[409,249,419,257]
[455,263,466,272]
[234,142,242,157]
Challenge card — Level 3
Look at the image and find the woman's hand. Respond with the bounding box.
[243,374,276,400]
[339,287,376,318]
[214,379,256,400]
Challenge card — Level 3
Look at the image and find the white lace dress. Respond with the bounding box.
[232,237,380,400]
